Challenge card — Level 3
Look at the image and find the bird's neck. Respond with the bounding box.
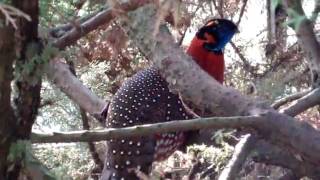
[186,37,225,83]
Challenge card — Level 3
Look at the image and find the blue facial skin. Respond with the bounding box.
[203,31,236,52]
[199,19,238,52]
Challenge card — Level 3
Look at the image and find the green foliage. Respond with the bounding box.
[28,0,316,179]
[7,140,30,162]
[188,144,234,173]
[40,0,75,27]
[8,140,56,179]
[0,0,11,4]
[78,61,111,97]
[35,60,111,132]
[24,153,57,180]
[36,81,82,131]
[15,43,59,85]
[286,8,308,30]
[39,0,103,27]
[33,143,94,180]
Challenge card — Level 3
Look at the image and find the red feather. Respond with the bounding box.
[187,36,225,84]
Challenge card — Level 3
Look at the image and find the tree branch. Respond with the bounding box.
[44,0,153,119]
[271,90,311,109]
[49,7,102,38]
[80,109,104,172]
[230,41,257,77]
[53,0,153,50]
[280,88,320,116]
[218,87,320,179]
[31,115,261,143]
[252,140,320,179]
[283,0,320,87]
[310,0,320,23]
[68,61,104,172]
[236,0,248,26]
[0,3,31,29]
[218,134,257,180]
[278,172,299,180]
[120,4,320,166]
[40,1,319,174]
[45,58,106,116]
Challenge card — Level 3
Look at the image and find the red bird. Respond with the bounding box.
[101,19,237,180]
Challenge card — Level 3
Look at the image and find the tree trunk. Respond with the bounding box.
[5,0,41,178]
[0,15,17,179]
[12,0,41,139]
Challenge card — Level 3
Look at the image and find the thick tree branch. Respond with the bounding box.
[45,58,106,116]
[52,7,112,49]
[252,140,320,179]
[44,0,153,118]
[49,8,102,38]
[218,134,257,180]
[225,87,320,179]
[40,0,320,176]
[68,61,104,172]
[278,173,299,180]
[218,87,320,179]
[283,0,320,87]
[271,90,311,109]
[53,0,153,50]
[30,115,260,143]
[120,5,320,166]
[280,88,320,116]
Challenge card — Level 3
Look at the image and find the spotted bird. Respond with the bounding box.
[101,19,238,180]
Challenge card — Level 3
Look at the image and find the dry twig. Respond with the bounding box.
[0,3,31,29]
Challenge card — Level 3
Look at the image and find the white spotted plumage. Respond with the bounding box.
[102,67,193,179]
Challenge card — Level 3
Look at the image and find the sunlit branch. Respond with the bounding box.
[31,115,260,143]
[218,134,256,180]
[280,88,320,116]
[271,90,311,109]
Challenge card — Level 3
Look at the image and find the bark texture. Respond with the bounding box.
[8,0,41,178]
[283,0,320,87]
[12,0,41,139]
[0,15,16,179]
[121,4,320,166]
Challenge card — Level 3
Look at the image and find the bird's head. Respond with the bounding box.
[195,19,238,52]
[187,19,237,83]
